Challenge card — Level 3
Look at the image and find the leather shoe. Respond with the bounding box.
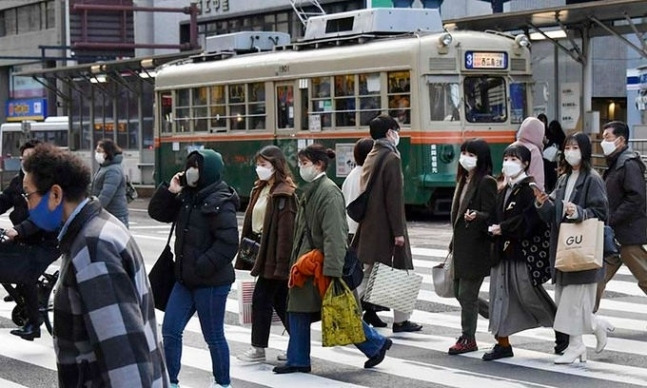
[10,323,41,341]
[482,344,514,361]
[364,338,392,368]
[392,320,422,333]
[272,365,311,374]
[363,310,387,328]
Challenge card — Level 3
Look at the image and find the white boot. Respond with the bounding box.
[593,316,615,353]
[554,335,586,364]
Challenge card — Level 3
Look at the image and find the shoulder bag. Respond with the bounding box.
[148,222,176,311]
[346,152,389,223]
[432,253,454,298]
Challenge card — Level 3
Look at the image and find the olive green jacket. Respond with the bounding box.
[287,175,347,313]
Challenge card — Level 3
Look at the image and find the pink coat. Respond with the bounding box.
[515,117,545,191]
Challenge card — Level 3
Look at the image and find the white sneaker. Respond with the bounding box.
[237,347,265,362]
[277,351,287,361]
[209,380,231,388]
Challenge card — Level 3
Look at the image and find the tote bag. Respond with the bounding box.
[555,218,604,272]
[432,253,454,298]
[363,262,422,314]
[321,279,366,347]
[148,223,176,311]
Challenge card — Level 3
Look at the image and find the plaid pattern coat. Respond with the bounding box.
[54,199,169,387]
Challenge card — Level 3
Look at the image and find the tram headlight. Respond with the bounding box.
[438,32,453,47]
[514,34,531,48]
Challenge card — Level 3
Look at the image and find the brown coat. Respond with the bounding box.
[353,141,413,270]
[234,181,297,280]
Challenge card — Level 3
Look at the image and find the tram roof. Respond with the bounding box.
[444,0,647,36]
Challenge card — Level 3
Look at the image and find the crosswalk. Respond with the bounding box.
[0,248,646,388]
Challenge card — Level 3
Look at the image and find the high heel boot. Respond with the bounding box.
[554,335,586,364]
[593,316,615,353]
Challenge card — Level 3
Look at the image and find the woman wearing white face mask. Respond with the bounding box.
[535,132,611,364]
[236,145,297,362]
[448,138,497,355]
[274,143,392,374]
[90,138,129,227]
[484,144,559,361]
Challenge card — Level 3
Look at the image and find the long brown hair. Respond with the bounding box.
[255,145,296,188]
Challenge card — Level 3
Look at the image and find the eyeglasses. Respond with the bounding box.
[21,191,38,201]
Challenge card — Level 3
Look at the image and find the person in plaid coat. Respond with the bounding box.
[22,144,169,388]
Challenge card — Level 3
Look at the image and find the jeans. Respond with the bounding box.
[163,282,231,385]
[454,277,484,340]
[286,312,387,367]
[251,277,289,348]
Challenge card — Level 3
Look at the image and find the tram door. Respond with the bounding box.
[275,84,294,130]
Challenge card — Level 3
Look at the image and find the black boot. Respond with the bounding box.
[10,322,41,341]
[363,310,387,328]
[554,330,569,354]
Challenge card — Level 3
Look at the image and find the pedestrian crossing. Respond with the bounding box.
[0,248,646,388]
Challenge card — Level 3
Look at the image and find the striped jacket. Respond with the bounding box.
[54,198,169,387]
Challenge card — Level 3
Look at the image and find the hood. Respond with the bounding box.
[516,117,545,149]
[104,153,123,166]
[188,149,224,187]
[614,147,646,173]
[199,181,240,212]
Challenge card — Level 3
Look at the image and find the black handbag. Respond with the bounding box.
[148,223,176,311]
[522,226,552,287]
[346,153,389,223]
[238,237,261,266]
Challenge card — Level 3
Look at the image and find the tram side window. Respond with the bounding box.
[509,83,528,124]
[229,84,247,130]
[176,89,191,132]
[464,76,507,123]
[210,85,226,132]
[276,85,294,129]
[249,83,266,130]
[388,71,411,125]
[334,75,355,127]
[428,83,460,121]
[311,77,332,129]
[359,73,381,125]
[160,92,173,134]
[193,87,209,132]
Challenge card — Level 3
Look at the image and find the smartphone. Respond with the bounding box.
[529,182,543,194]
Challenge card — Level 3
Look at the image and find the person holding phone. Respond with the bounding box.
[448,138,497,355]
[484,144,558,361]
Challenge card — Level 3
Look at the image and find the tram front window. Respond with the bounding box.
[464,76,507,123]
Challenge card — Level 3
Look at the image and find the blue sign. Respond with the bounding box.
[6,98,47,121]
[465,51,508,70]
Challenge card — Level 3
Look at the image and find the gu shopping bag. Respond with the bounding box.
[555,218,604,272]
[321,279,365,347]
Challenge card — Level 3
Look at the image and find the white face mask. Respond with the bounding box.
[564,150,582,167]
[299,164,319,183]
[95,152,106,165]
[390,130,400,147]
[459,154,477,171]
[255,165,274,181]
[185,167,200,187]
[600,139,618,156]
[502,160,524,178]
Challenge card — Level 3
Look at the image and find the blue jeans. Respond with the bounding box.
[162,282,231,385]
[286,312,386,367]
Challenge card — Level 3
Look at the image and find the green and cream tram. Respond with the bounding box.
[154,9,532,212]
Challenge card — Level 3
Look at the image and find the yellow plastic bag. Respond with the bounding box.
[321,278,366,347]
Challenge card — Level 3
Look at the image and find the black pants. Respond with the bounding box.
[251,277,289,348]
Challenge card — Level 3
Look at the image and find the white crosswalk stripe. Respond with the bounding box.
[0,248,645,387]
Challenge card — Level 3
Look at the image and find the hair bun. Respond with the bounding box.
[326,149,336,159]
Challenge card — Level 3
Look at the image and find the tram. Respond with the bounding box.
[153,8,532,212]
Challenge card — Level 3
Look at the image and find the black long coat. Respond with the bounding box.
[450,174,497,279]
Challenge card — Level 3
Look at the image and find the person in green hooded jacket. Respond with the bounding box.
[149,149,240,388]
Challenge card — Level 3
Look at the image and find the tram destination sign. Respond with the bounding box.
[465,51,508,70]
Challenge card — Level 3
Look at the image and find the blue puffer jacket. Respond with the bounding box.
[91,154,129,227]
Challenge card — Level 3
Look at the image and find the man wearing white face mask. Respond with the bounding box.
[595,121,647,311]
[353,115,422,333]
